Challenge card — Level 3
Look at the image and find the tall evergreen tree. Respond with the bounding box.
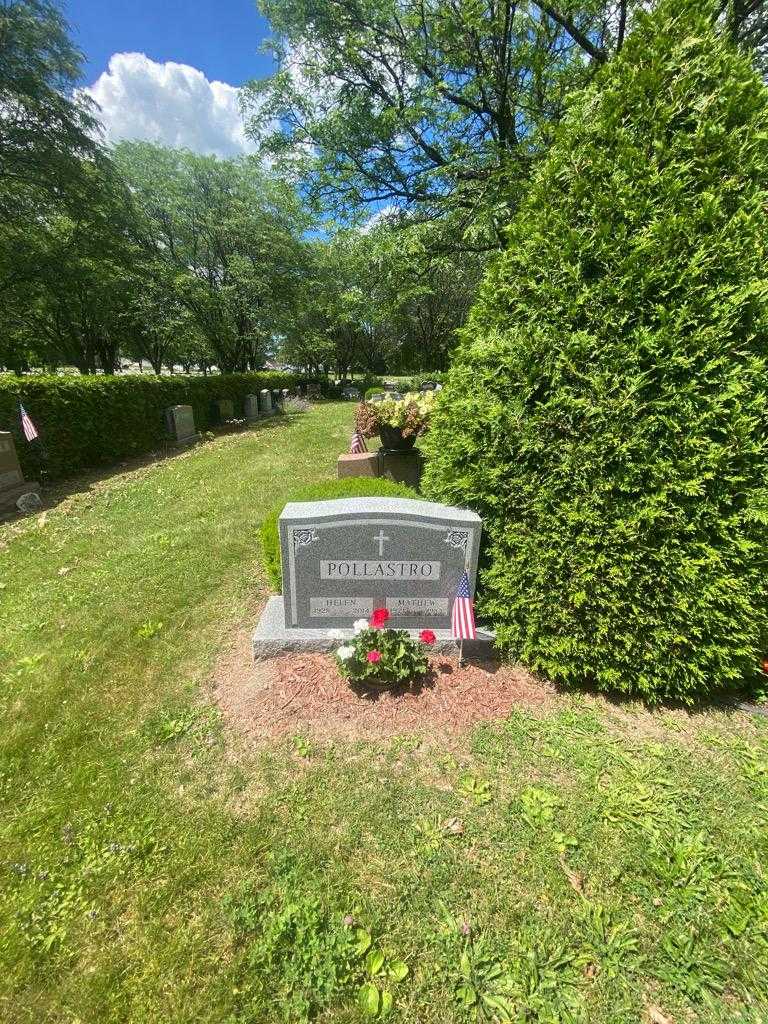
[423,0,768,701]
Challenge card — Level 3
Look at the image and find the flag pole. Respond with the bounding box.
[458,637,464,667]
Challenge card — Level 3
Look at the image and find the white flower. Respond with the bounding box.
[327,628,345,639]
[352,618,369,635]
[337,645,355,660]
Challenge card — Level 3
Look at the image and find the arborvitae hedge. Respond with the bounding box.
[0,371,321,480]
[423,0,768,702]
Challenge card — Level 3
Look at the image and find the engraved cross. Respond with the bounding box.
[373,528,390,556]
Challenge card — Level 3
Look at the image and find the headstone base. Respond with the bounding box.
[252,596,494,660]
[378,449,423,489]
[337,452,379,478]
[171,432,201,449]
[0,480,41,513]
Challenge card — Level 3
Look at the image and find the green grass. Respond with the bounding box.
[1,402,767,1023]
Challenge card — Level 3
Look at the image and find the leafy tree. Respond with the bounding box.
[118,261,212,375]
[245,0,767,250]
[423,0,768,701]
[0,0,102,294]
[0,159,143,374]
[114,142,311,373]
[280,223,479,376]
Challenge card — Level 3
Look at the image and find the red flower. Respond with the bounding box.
[419,629,436,645]
[370,607,390,629]
[367,650,382,663]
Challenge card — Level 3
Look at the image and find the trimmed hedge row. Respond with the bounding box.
[0,372,324,480]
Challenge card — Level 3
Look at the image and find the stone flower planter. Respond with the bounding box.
[378,425,417,452]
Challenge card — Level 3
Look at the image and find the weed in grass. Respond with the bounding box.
[225,882,409,1022]
[457,774,493,806]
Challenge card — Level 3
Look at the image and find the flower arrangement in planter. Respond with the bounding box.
[355,391,435,450]
[332,607,436,686]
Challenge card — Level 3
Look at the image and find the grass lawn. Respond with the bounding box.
[1,402,766,1023]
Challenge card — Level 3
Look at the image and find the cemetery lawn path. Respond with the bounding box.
[1,401,768,1024]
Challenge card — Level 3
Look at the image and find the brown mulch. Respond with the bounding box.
[213,629,556,744]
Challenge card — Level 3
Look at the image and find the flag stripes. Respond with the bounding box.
[19,404,39,442]
[451,570,477,640]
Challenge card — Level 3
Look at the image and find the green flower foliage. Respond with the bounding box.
[0,371,323,480]
[423,0,768,702]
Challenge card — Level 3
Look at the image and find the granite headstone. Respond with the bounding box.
[279,496,481,630]
[213,398,235,423]
[259,389,273,416]
[244,394,260,422]
[165,405,200,447]
[0,431,40,512]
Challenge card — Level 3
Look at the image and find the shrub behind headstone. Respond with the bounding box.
[423,0,768,702]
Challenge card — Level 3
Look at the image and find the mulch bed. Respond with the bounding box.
[213,631,556,743]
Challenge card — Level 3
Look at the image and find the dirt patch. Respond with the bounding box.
[212,628,555,744]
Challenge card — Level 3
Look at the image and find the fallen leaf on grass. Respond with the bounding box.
[442,817,464,835]
[647,1006,673,1024]
[558,854,585,894]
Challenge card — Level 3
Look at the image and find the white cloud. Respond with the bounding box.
[82,52,256,157]
[360,204,400,233]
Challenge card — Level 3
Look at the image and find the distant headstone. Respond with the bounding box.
[259,389,273,416]
[282,388,290,400]
[253,496,488,656]
[165,405,200,448]
[341,385,360,400]
[271,389,283,411]
[0,431,40,513]
[337,452,379,478]
[419,381,437,391]
[244,394,260,422]
[213,398,235,423]
[368,393,386,403]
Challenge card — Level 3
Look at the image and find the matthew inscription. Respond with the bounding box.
[279,496,481,629]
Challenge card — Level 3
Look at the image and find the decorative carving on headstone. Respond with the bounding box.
[292,528,319,553]
[443,529,469,554]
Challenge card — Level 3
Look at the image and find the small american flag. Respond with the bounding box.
[451,570,477,640]
[19,403,39,442]
[350,430,367,454]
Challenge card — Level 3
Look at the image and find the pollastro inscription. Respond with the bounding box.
[279,497,481,629]
[321,560,440,580]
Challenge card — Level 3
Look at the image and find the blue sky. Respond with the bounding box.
[64,0,277,156]
[65,0,274,85]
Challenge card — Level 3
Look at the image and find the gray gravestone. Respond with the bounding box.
[280,497,480,629]
[0,431,40,513]
[244,394,260,422]
[252,496,489,656]
[271,389,283,411]
[165,405,200,447]
[259,389,273,416]
[214,398,235,423]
